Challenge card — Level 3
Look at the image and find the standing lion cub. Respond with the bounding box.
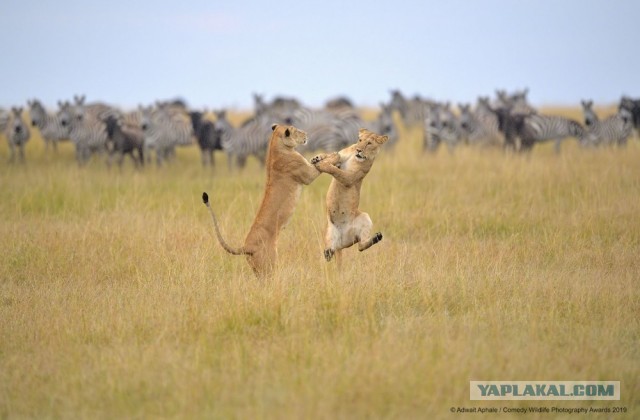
[202,124,321,278]
[312,128,388,266]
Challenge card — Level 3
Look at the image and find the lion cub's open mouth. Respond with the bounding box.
[355,149,366,161]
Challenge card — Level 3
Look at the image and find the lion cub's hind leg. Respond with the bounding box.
[353,212,383,252]
[323,212,383,264]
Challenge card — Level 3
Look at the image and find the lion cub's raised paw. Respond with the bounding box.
[311,155,324,165]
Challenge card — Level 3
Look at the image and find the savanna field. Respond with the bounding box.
[0,108,639,419]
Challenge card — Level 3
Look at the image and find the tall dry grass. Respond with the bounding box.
[0,112,638,419]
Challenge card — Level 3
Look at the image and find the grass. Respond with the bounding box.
[0,111,639,419]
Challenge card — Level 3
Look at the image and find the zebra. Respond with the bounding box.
[57,99,110,165]
[485,99,585,153]
[581,100,632,147]
[458,102,503,147]
[287,106,361,154]
[27,99,70,153]
[253,93,301,121]
[388,90,429,130]
[189,110,222,167]
[213,109,274,170]
[520,113,586,152]
[424,102,462,153]
[324,96,354,112]
[4,107,31,163]
[619,96,640,139]
[495,88,536,115]
[139,104,194,166]
[0,108,8,135]
[104,115,144,169]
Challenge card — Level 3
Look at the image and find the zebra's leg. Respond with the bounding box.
[8,143,15,163]
[117,151,126,169]
[200,149,208,167]
[106,151,114,170]
[19,143,26,163]
[554,138,562,154]
[237,155,247,169]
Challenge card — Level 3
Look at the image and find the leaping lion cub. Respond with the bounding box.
[202,124,321,278]
[312,128,388,265]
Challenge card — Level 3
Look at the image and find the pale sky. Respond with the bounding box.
[1,0,638,110]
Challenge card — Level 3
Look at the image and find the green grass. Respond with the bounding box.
[0,113,639,419]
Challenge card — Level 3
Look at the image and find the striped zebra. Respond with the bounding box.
[139,104,194,166]
[5,107,31,163]
[581,100,632,147]
[57,100,111,165]
[619,96,640,137]
[0,108,8,135]
[213,109,274,170]
[287,106,360,154]
[190,110,222,167]
[495,89,536,115]
[104,115,144,169]
[486,99,585,153]
[27,99,70,153]
[424,102,462,153]
[491,107,585,153]
[458,102,503,147]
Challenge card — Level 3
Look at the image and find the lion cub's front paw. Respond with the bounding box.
[311,154,325,164]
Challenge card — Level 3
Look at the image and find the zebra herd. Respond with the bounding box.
[389,89,640,153]
[1,90,639,166]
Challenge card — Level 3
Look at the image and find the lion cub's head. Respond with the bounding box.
[271,124,308,149]
[355,128,389,162]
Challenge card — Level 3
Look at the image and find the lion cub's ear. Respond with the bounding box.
[271,124,278,131]
[375,135,389,145]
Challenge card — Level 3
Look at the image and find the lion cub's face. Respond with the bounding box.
[271,124,308,148]
[355,128,389,162]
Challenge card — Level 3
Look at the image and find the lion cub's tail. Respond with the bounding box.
[202,192,251,256]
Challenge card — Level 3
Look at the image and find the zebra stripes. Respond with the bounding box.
[213,110,274,170]
[424,102,462,153]
[140,104,194,166]
[458,102,503,147]
[27,99,70,153]
[56,100,111,165]
[289,107,360,154]
[519,113,585,152]
[5,107,31,163]
[581,100,633,146]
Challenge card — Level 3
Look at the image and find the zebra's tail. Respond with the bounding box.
[201,192,251,256]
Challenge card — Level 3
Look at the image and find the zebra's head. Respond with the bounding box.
[139,105,154,131]
[56,101,73,130]
[580,100,597,126]
[458,104,473,131]
[10,107,25,134]
[27,99,45,127]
